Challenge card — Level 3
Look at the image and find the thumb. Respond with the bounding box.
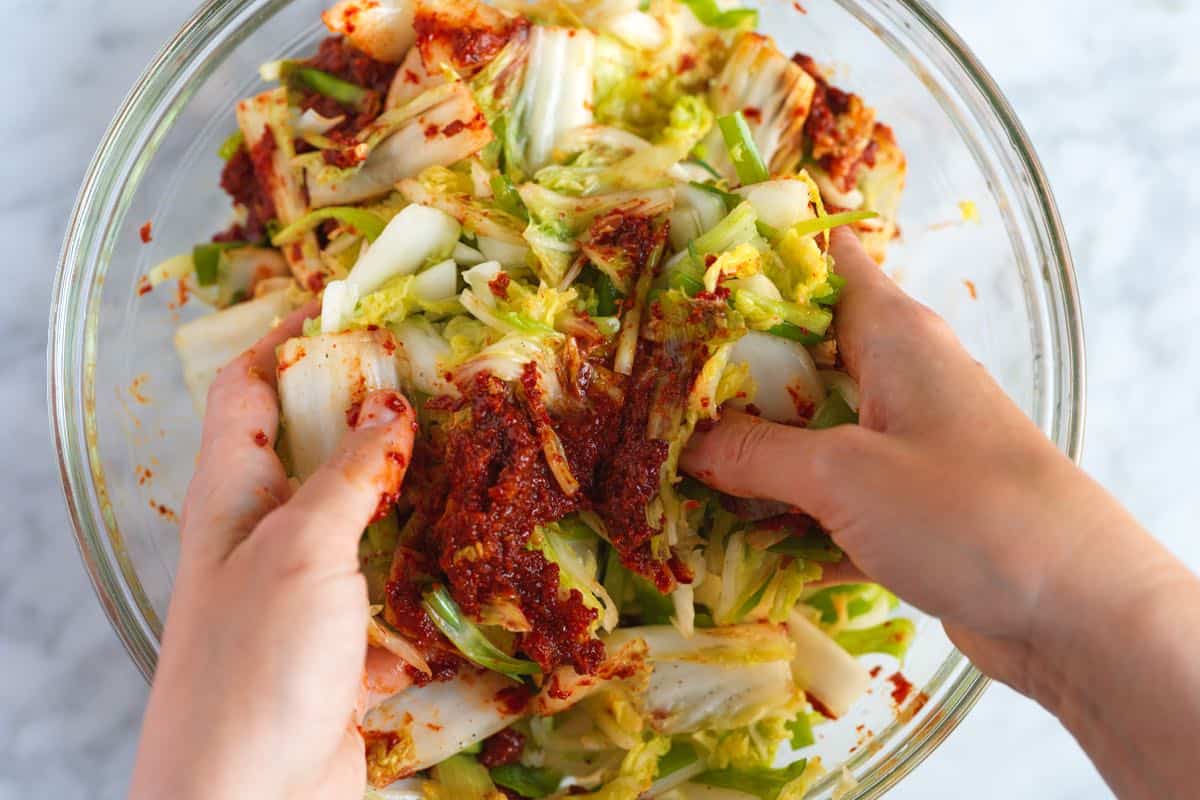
[258,389,417,574]
[681,409,881,520]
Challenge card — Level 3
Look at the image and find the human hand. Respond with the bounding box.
[128,303,416,800]
[680,228,1156,695]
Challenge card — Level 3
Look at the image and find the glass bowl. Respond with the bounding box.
[49,0,1083,796]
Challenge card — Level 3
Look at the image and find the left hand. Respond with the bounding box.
[129,303,416,800]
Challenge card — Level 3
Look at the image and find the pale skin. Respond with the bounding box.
[130,232,1200,799]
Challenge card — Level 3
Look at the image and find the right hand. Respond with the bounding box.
[681,228,1157,695]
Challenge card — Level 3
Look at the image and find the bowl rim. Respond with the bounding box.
[48,0,1085,795]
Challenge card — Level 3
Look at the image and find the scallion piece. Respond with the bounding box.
[716,111,769,185]
[192,241,250,286]
[755,220,781,240]
[270,206,387,246]
[768,534,845,563]
[594,272,621,316]
[682,0,758,29]
[421,585,541,680]
[289,67,371,111]
[790,209,879,238]
[767,322,821,345]
[217,130,244,160]
[691,156,722,180]
[687,180,742,211]
[787,712,816,749]
[835,618,917,660]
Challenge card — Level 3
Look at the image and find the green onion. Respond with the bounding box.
[192,241,250,286]
[786,713,816,749]
[790,209,879,238]
[594,272,621,316]
[835,619,917,660]
[717,111,769,186]
[422,585,541,680]
[490,764,564,798]
[733,289,833,338]
[755,220,781,240]
[490,173,529,221]
[768,534,845,564]
[767,322,822,345]
[687,180,741,211]
[289,67,371,110]
[271,207,387,246]
[691,157,722,180]
[217,130,244,160]
[671,271,706,296]
[805,584,889,625]
[809,389,859,430]
[735,577,772,621]
[682,0,758,29]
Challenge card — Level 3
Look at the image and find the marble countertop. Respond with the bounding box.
[3,0,1198,797]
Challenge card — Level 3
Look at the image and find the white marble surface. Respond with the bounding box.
[3,0,1198,797]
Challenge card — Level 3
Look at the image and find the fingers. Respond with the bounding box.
[257,389,418,576]
[359,646,414,721]
[681,409,881,520]
[827,228,909,378]
[181,301,321,563]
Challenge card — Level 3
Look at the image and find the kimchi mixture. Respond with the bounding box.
[155,0,917,796]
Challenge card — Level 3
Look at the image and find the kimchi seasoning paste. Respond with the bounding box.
[428,375,603,674]
[300,37,399,143]
[214,137,277,242]
[792,52,879,193]
[479,728,525,768]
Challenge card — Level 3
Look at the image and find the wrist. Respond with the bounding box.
[1023,483,1172,714]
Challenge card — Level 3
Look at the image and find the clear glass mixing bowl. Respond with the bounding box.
[49,0,1083,796]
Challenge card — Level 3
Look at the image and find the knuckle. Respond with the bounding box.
[908,301,955,341]
[729,418,774,472]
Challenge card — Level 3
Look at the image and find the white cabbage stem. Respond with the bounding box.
[174,290,294,413]
[361,669,522,777]
[308,84,492,207]
[521,26,596,171]
[394,320,459,397]
[276,329,401,480]
[323,204,460,333]
[735,178,817,231]
[322,0,416,63]
[786,610,871,719]
[701,33,817,181]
